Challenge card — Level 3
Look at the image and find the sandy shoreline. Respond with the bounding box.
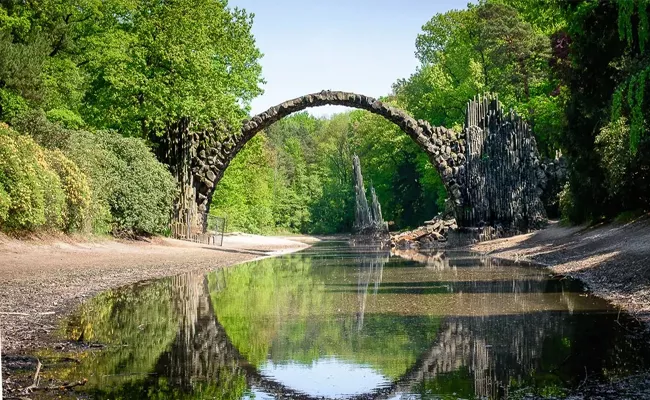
[471,216,650,327]
[0,233,311,353]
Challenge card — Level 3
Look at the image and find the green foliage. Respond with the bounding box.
[44,149,92,232]
[558,0,650,222]
[400,1,557,154]
[558,182,577,224]
[1,0,263,236]
[98,132,176,235]
[0,0,263,138]
[0,124,83,231]
[211,135,275,233]
[0,88,29,121]
[595,118,631,198]
[39,153,66,230]
[0,184,9,221]
[46,108,85,129]
[0,31,48,113]
[14,111,175,235]
[0,126,45,230]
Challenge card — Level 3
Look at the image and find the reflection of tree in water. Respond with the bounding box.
[58,248,650,399]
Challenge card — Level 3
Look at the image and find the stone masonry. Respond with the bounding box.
[180,90,546,233]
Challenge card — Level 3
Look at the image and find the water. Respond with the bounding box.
[54,241,650,399]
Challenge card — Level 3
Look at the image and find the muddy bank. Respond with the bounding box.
[471,216,650,327]
[0,233,311,354]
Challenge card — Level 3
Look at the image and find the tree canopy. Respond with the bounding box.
[0,0,263,136]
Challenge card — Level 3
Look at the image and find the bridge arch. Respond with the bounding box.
[192,90,464,218]
[179,90,546,233]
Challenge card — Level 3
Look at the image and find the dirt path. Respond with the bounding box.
[471,215,650,326]
[0,233,311,353]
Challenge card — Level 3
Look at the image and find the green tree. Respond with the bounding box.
[557,0,650,222]
[399,2,559,154]
[211,134,275,233]
[0,0,263,138]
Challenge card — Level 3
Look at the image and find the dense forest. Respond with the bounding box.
[1,0,648,235]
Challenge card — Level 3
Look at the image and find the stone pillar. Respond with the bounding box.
[455,94,547,232]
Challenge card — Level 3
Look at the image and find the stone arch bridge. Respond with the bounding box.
[164,90,546,233]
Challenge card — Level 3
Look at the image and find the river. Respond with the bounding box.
[49,241,650,399]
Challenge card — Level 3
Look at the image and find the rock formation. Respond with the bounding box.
[392,94,549,248]
[352,154,388,236]
[456,94,546,231]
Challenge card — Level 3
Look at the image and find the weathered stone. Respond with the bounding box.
[170,90,545,236]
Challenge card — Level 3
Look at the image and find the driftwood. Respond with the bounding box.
[0,312,55,317]
[391,217,458,249]
[22,359,41,394]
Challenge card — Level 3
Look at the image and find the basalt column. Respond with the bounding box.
[158,119,237,233]
[455,95,547,231]
[352,154,388,235]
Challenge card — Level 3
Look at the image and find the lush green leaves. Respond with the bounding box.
[558,0,650,221]
[400,1,558,155]
[0,123,91,232]
[14,112,175,235]
[0,0,263,137]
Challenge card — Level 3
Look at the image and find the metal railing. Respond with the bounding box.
[170,213,226,246]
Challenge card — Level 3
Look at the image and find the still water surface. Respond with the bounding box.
[58,241,650,399]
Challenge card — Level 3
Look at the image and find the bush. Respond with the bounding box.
[46,108,85,130]
[0,185,9,221]
[38,151,66,230]
[0,125,46,230]
[0,124,69,231]
[558,182,576,224]
[44,149,92,232]
[13,109,71,150]
[14,112,176,235]
[595,117,630,198]
[97,132,176,235]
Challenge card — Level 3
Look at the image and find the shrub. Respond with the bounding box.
[47,129,176,235]
[0,124,67,231]
[37,150,66,230]
[0,180,10,222]
[13,109,71,150]
[46,108,85,130]
[595,117,630,198]
[97,132,176,235]
[14,112,176,235]
[0,126,46,230]
[44,149,92,232]
[558,182,576,224]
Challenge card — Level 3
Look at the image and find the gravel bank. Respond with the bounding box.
[0,233,310,353]
[471,216,650,327]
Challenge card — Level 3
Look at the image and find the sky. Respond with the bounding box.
[228,0,471,117]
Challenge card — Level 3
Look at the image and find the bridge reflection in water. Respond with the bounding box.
[59,242,650,399]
